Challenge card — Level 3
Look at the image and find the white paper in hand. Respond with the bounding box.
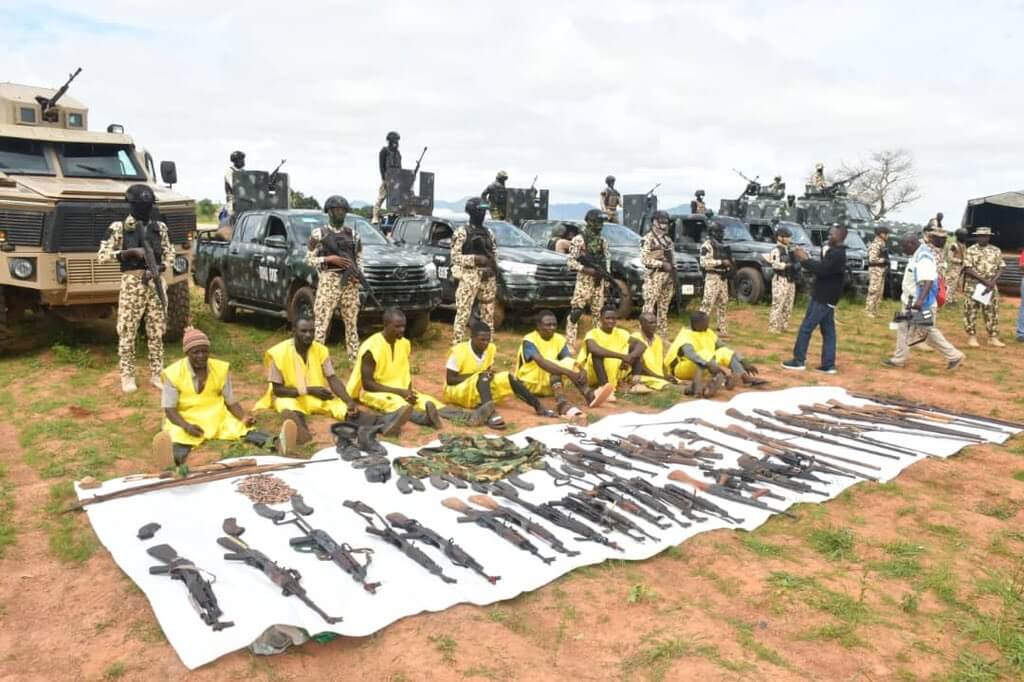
[971,283,993,305]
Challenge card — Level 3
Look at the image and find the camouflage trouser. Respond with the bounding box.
[489,207,506,220]
[865,268,885,315]
[372,182,387,223]
[946,268,964,304]
[769,276,796,332]
[452,270,497,344]
[603,209,618,223]
[566,274,606,349]
[314,272,361,360]
[699,274,728,334]
[642,270,674,340]
[963,290,1000,337]
[116,272,166,380]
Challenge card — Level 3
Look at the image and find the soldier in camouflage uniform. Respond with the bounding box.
[223,150,245,219]
[864,225,890,317]
[307,195,363,360]
[699,222,732,336]
[811,163,826,189]
[600,175,621,222]
[766,225,797,333]
[450,197,498,345]
[641,210,676,340]
[962,226,1005,347]
[372,131,402,225]
[691,189,707,215]
[946,228,968,304]
[566,209,611,350]
[97,184,173,393]
[481,171,509,220]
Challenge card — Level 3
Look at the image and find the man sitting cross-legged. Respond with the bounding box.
[445,321,558,429]
[626,312,678,392]
[153,327,288,467]
[576,305,645,406]
[514,310,592,422]
[254,316,362,445]
[665,311,765,397]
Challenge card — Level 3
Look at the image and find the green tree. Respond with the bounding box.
[290,189,321,210]
[195,198,221,223]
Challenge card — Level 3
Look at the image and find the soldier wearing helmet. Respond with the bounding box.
[223,150,246,219]
[306,195,364,359]
[481,171,509,220]
[373,131,402,225]
[640,209,677,340]
[863,225,891,318]
[565,209,611,351]
[96,184,174,393]
[767,175,786,197]
[766,225,797,333]
[811,163,826,190]
[698,220,733,336]
[600,175,621,222]
[691,189,707,215]
[450,197,499,344]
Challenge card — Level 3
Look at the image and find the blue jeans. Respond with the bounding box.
[1017,277,1024,339]
[792,300,837,368]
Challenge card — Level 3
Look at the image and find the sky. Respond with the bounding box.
[2,1,1022,223]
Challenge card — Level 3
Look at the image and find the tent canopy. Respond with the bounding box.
[962,190,1024,251]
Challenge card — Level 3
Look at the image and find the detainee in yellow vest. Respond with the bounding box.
[254,318,361,443]
[346,308,447,429]
[665,311,764,396]
[445,321,557,428]
[626,312,674,391]
[514,310,593,418]
[576,306,646,405]
[156,327,279,466]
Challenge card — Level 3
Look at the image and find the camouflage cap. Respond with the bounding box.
[652,210,670,222]
[815,162,824,170]
[496,170,509,180]
[973,226,993,236]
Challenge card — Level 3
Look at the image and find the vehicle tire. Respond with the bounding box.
[612,278,634,319]
[405,310,431,339]
[163,281,191,342]
[734,267,765,304]
[288,286,317,326]
[491,301,506,330]
[207,276,235,322]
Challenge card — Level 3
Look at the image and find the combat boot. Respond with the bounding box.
[121,375,138,394]
[466,401,496,427]
[967,335,980,348]
[381,405,414,437]
[149,374,163,390]
[989,336,1005,348]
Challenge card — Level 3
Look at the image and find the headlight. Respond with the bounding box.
[173,256,189,275]
[423,261,437,280]
[9,258,35,280]
[56,259,67,284]
[500,261,537,276]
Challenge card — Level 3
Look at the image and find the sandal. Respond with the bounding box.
[703,373,726,398]
[536,408,558,418]
[589,383,614,408]
[487,414,506,429]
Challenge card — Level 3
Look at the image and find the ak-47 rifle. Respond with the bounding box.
[217,534,342,624]
[319,229,383,308]
[442,497,555,564]
[147,544,234,631]
[141,221,167,310]
[668,469,796,518]
[253,496,381,593]
[267,159,287,193]
[385,512,500,584]
[36,67,82,121]
[467,222,498,282]
[468,495,580,557]
[847,393,1024,432]
[560,443,660,476]
[556,493,660,542]
[410,147,428,184]
[343,500,457,583]
[485,484,624,552]
[725,408,902,461]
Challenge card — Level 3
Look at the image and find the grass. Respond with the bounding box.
[807,526,857,561]
[487,607,529,635]
[730,619,790,669]
[871,540,926,579]
[43,481,96,564]
[738,532,787,558]
[0,466,13,559]
[974,497,1022,521]
[103,662,125,680]
[428,633,457,664]
[627,583,656,604]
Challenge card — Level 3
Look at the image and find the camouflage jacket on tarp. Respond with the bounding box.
[395,434,547,481]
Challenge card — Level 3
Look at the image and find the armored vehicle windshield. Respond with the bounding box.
[0,137,52,174]
[55,142,145,179]
[600,222,642,246]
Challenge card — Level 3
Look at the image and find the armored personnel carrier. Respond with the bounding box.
[0,70,194,347]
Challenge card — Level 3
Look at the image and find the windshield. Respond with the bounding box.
[57,143,144,179]
[600,222,641,247]
[0,137,53,175]
[483,220,538,247]
[288,214,388,245]
[777,222,812,245]
[845,201,873,222]
[714,218,753,241]
[844,231,867,250]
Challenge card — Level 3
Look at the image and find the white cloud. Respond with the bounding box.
[3,1,1022,222]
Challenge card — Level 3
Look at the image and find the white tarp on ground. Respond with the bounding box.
[75,387,1019,669]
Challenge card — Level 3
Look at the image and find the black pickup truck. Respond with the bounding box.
[520,219,703,317]
[193,209,442,337]
[388,215,576,328]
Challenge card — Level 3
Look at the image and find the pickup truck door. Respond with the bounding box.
[424,220,457,302]
[256,213,293,308]
[225,212,267,304]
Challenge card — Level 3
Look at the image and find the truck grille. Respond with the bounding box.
[535,263,575,282]
[66,258,122,285]
[50,202,193,251]
[0,209,45,246]
[847,258,865,270]
[363,264,429,290]
[674,260,700,276]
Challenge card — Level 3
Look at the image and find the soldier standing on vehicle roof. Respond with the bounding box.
[699,222,732,337]
[691,189,707,215]
[565,209,611,350]
[811,163,826,189]
[767,176,786,196]
[600,175,621,222]
[962,226,1005,348]
[864,225,891,318]
[766,225,797,333]
[223,151,245,218]
[97,184,174,394]
[372,131,401,225]
[641,210,676,341]
[481,171,509,220]
[307,195,363,361]
[451,197,498,345]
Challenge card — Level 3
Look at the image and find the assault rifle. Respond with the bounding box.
[468,496,580,557]
[560,442,660,476]
[385,512,500,584]
[411,147,428,184]
[343,500,457,583]
[36,67,82,121]
[217,534,342,624]
[141,222,167,309]
[486,485,624,552]
[147,544,234,631]
[659,483,744,525]
[442,497,555,564]
[758,409,923,458]
[253,496,381,593]
[467,223,498,281]
[725,408,902,461]
[583,486,672,530]
[319,229,383,308]
[807,400,987,443]
[668,469,796,518]
[848,392,1024,432]
[267,159,287,193]
[555,493,659,543]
